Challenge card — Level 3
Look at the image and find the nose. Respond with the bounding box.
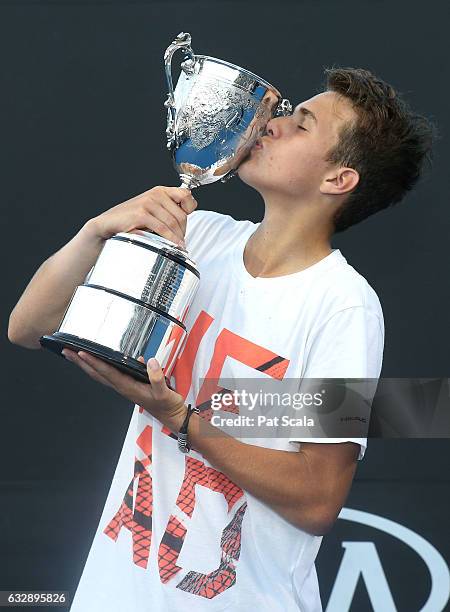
[264,116,283,138]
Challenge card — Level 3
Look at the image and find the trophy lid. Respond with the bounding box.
[114,230,199,273]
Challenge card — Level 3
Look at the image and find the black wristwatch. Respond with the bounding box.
[177,404,200,453]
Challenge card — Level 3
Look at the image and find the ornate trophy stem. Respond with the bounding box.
[178,175,201,191]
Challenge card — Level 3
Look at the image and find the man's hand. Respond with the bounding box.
[86,186,198,247]
[61,349,187,430]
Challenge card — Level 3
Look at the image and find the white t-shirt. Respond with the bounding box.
[70,210,384,612]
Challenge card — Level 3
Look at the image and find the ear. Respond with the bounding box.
[320,167,359,196]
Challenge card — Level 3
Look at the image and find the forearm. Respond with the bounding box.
[8,219,105,348]
[9,186,199,349]
[163,411,329,535]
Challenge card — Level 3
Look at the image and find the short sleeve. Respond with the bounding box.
[289,305,384,460]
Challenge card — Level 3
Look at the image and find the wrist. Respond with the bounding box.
[177,404,200,454]
[79,217,107,245]
[155,402,188,434]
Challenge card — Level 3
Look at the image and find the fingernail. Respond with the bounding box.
[148,357,159,371]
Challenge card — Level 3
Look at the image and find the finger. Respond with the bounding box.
[158,196,189,237]
[138,355,175,391]
[146,357,169,400]
[77,352,132,386]
[138,356,174,391]
[61,348,79,360]
[138,212,184,246]
[163,187,198,215]
[149,191,187,239]
[62,350,115,388]
[178,193,198,215]
[78,352,155,406]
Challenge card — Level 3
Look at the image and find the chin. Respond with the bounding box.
[237,157,263,189]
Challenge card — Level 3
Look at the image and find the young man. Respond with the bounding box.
[9,68,435,611]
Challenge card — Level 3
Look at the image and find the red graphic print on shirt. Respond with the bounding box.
[103,424,153,569]
[158,456,245,597]
[102,309,290,598]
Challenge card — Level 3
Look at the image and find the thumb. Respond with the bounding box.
[144,356,167,399]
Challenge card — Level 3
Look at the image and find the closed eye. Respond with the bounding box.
[297,125,308,131]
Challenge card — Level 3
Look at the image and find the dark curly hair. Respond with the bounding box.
[322,67,438,233]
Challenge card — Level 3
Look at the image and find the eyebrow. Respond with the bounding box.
[295,105,318,125]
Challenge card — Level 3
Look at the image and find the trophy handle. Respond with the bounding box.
[275,98,293,117]
[164,32,195,146]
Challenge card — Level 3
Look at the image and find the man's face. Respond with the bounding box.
[238,90,357,202]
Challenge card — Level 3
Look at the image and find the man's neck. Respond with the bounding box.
[243,200,334,279]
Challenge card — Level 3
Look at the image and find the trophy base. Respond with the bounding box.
[40,332,149,383]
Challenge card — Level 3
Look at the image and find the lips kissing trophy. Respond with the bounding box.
[40,32,292,382]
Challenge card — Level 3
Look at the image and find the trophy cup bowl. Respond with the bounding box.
[40,33,291,382]
[164,32,293,189]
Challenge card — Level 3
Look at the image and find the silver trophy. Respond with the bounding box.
[39,33,291,382]
[164,32,292,189]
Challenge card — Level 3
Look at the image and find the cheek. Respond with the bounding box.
[239,141,325,188]
[271,147,322,183]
